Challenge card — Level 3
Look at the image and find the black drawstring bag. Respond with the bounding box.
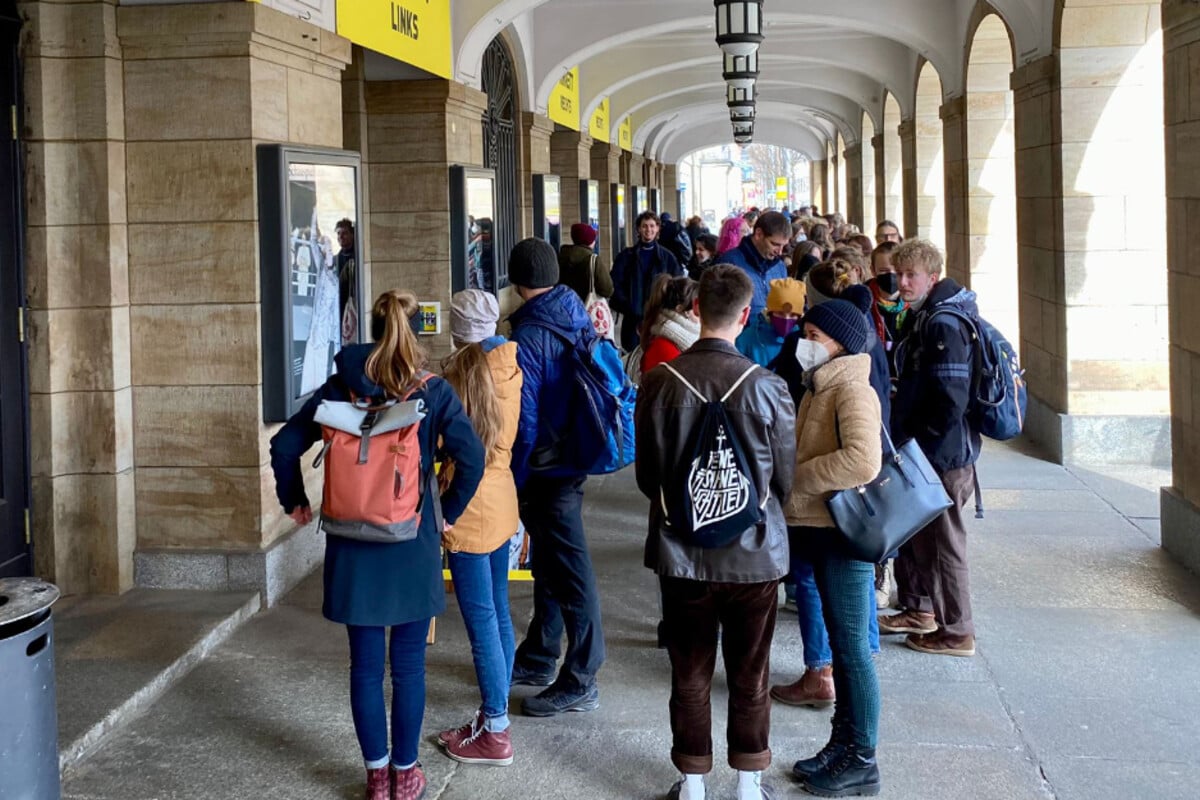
[658,363,765,548]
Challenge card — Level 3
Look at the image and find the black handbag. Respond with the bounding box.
[826,423,953,563]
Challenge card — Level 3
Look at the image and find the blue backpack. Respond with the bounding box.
[927,308,1027,441]
[527,322,637,475]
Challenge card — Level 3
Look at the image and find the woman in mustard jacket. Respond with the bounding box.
[435,290,524,768]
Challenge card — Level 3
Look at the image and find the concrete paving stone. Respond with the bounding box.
[969,489,1112,513]
[1040,755,1200,800]
[971,534,1200,610]
[1067,465,1168,519]
[975,459,1087,492]
[970,509,1142,538]
[1132,516,1163,544]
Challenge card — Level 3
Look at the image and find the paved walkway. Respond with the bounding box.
[61,443,1200,800]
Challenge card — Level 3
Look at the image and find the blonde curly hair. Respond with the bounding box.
[891,238,944,277]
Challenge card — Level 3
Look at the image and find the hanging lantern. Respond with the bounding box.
[732,119,754,136]
[734,132,753,145]
[730,104,756,121]
[727,82,756,119]
[723,50,759,92]
[714,0,765,57]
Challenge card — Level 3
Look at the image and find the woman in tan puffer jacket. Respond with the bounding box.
[436,290,523,767]
[778,299,886,798]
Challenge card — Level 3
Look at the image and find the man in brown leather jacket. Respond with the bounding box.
[634,264,796,800]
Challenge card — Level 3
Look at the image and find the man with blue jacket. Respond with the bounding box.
[506,238,607,717]
[716,210,791,318]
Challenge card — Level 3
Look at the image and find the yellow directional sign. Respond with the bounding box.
[336,0,452,79]
[618,116,633,152]
[590,97,611,143]
[549,67,581,130]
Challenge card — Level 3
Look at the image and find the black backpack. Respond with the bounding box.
[658,363,764,548]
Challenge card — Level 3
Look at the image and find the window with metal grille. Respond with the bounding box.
[480,38,518,292]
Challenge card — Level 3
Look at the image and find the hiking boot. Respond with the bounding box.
[365,766,389,800]
[390,763,426,800]
[510,662,556,687]
[802,745,881,797]
[437,709,482,747]
[877,609,936,635]
[521,683,600,717]
[443,726,514,766]
[771,666,835,708]
[906,632,976,657]
[873,562,897,610]
[793,718,851,780]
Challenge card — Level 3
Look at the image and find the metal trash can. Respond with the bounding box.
[0,578,62,800]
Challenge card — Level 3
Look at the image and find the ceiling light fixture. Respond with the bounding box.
[722,50,759,91]
[714,0,765,57]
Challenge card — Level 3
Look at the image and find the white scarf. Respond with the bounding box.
[651,310,701,353]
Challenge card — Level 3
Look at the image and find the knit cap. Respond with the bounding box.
[766,278,807,316]
[450,289,500,344]
[804,299,869,355]
[508,238,560,289]
[570,223,597,248]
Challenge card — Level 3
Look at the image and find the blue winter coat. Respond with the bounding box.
[892,279,982,473]
[508,284,596,489]
[269,344,485,626]
[735,312,788,368]
[715,236,788,317]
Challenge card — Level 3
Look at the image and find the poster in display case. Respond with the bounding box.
[532,174,562,253]
[450,166,501,294]
[257,145,363,422]
[635,185,648,216]
[580,179,601,254]
[611,184,627,254]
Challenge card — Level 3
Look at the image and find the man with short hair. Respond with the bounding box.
[875,220,902,246]
[880,238,980,657]
[334,218,357,343]
[507,238,607,713]
[715,210,791,319]
[610,210,683,351]
[636,264,796,800]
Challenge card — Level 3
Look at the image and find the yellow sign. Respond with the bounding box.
[618,116,633,151]
[589,97,610,143]
[336,0,451,80]
[776,177,789,202]
[417,302,441,335]
[548,67,580,130]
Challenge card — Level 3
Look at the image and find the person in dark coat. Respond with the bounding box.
[558,222,613,304]
[269,290,485,800]
[659,211,693,266]
[610,210,683,352]
[506,238,609,718]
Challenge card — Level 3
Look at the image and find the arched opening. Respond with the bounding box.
[883,92,904,234]
[480,36,521,291]
[915,61,945,249]
[966,14,1019,348]
[836,132,848,217]
[1058,1,1167,419]
[828,138,839,214]
[861,112,877,235]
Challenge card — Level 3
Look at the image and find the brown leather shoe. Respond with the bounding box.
[769,666,835,707]
[390,763,427,800]
[365,766,389,800]
[878,609,937,635]
[906,632,976,657]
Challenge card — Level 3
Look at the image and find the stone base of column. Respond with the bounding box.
[133,521,323,608]
[1161,487,1200,577]
[1025,395,1171,467]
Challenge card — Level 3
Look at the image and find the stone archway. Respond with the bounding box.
[883,93,904,233]
[836,132,848,217]
[861,111,877,235]
[480,36,521,290]
[915,61,946,249]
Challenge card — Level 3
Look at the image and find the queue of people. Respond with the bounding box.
[268,206,995,800]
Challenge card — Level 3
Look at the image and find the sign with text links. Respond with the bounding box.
[336,0,451,79]
[618,116,633,152]
[590,97,611,143]
[549,67,580,130]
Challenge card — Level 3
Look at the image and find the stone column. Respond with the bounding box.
[811,158,829,214]
[899,120,918,239]
[593,142,622,250]
[872,133,887,225]
[550,129,592,230]
[116,3,351,601]
[1012,56,1069,460]
[23,0,134,593]
[940,97,970,288]
[519,112,554,241]
[364,79,487,362]
[830,152,840,214]
[1161,0,1200,573]
[844,143,864,228]
[342,48,373,304]
[663,164,680,217]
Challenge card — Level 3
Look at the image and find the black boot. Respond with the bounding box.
[792,718,850,780]
[801,744,881,798]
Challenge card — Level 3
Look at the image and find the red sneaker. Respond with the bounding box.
[443,725,514,766]
[365,766,389,800]
[390,763,426,800]
[437,709,482,747]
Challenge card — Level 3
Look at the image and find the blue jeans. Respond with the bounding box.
[789,528,880,668]
[515,474,605,691]
[346,621,429,769]
[447,544,516,727]
[805,531,881,749]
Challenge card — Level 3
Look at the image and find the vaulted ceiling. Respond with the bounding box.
[451,0,1051,162]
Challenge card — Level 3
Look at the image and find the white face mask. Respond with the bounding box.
[795,338,831,373]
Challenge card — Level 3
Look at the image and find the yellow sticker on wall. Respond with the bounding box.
[590,97,610,143]
[618,116,633,152]
[549,67,580,131]
[336,0,452,79]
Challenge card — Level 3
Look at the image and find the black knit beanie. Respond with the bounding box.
[508,238,559,289]
[805,299,869,355]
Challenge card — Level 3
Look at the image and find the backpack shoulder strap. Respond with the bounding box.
[588,254,598,296]
[660,362,707,402]
[400,370,436,402]
[720,364,759,402]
